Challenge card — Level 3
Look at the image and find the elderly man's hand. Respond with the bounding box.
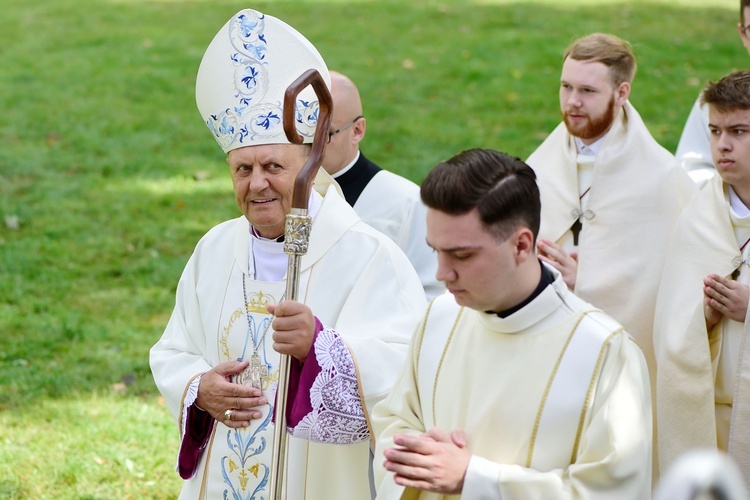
[268,300,315,362]
[195,361,267,428]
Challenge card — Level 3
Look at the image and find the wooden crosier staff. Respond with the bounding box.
[269,68,333,500]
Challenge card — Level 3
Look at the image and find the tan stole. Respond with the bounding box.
[728,206,750,478]
[528,102,692,402]
[416,296,463,430]
[654,176,750,482]
[715,208,750,450]
[528,311,615,471]
[559,155,595,254]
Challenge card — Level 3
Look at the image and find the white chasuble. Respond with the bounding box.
[654,175,750,483]
[151,181,427,500]
[373,269,652,499]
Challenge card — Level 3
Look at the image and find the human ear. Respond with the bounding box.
[352,118,366,144]
[514,228,535,262]
[615,82,631,106]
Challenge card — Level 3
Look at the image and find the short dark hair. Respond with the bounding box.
[563,33,637,87]
[701,70,750,112]
[420,149,541,242]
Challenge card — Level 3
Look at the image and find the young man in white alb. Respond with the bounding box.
[373,149,651,499]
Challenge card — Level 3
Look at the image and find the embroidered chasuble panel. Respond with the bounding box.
[430,313,582,467]
[206,276,287,500]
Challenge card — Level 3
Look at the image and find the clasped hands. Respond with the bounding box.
[196,300,316,427]
[382,428,472,495]
[704,273,749,331]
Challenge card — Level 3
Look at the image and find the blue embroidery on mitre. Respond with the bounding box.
[247,102,284,140]
[231,11,268,60]
[229,11,269,104]
[207,109,247,150]
[295,99,319,138]
[203,8,324,151]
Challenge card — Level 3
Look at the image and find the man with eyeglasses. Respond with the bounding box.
[322,71,443,299]
[675,0,750,186]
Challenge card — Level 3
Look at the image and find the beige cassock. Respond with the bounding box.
[527,101,695,385]
[150,178,427,499]
[373,269,652,499]
[654,175,750,484]
[527,102,696,479]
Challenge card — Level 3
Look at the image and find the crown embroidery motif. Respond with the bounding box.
[245,290,276,314]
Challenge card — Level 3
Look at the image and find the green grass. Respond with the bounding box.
[0,0,744,496]
[0,393,179,498]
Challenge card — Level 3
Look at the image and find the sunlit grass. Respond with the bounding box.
[1,0,746,495]
[0,393,181,498]
[478,0,735,6]
[108,0,737,6]
[112,176,232,196]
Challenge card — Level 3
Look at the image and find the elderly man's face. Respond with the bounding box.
[227,143,308,239]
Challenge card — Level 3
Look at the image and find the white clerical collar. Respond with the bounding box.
[331,150,360,179]
[729,186,750,218]
[248,189,324,281]
[477,264,567,334]
[574,135,606,157]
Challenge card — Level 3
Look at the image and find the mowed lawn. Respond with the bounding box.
[0,0,745,497]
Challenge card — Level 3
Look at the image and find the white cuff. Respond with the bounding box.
[462,455,503,500]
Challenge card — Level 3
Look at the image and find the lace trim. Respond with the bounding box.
[181,376,201,438]
[175,376,203,471]
[290,328,369,444]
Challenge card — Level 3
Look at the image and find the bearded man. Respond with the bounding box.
[526,33,695,479]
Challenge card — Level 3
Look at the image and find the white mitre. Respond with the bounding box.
[195,8,331,153]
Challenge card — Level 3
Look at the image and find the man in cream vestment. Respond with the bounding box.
[655,71,750,485]
[373,149,652,499]
[149,9,426,499]
[674,0,750,186]
[526,34,695,432]
[321,71,443,299]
